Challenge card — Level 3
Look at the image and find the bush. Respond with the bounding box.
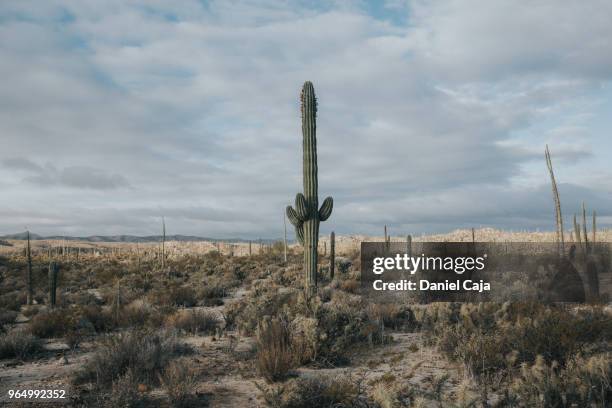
[339,279,360,294]
[120,300,165,328]
[225,285,296,335]
[510,353,612,407]
[0,330,43,360]
[106,369,147,408]
[198,285,226,306]
[152,285,197,307]
[0,309,18,326]
[425,302,604,379]
[28,309,73,338]
[73,329,192,388]
[256,317,296,382]
[159,359,198,407]
[166,309,219,335]
[0,291,24,311]
[258,374,372,408]
[28,308,96,340]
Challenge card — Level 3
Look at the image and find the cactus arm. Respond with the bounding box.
[286,206,302,227]
[295,193,310,220]
[319,197,333,221]
[296,225,305,245]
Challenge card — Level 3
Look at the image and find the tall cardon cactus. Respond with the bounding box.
[286,82,333,296]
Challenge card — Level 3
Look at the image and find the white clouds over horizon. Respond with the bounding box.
[0,0,611,238]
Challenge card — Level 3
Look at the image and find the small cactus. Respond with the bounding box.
[48,261,59,308]
[26,230,33,306]
[592,210,596,244]
[582,202,589,253]
[406,234,412,257]
[286,82,333,295]
[330,231,335,280]
[384,225,390,253]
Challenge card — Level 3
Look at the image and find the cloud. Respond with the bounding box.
[2,158,129,190]
[0,0,611,236]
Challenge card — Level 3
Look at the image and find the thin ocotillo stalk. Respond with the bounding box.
[26,230,33,306]
[545,145,564,257]
[592,210,596,244]
[582,202,589,254]
[161,216,166,273]
[573,214,583,252]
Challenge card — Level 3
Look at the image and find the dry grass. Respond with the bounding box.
[159,359,199,407]
[166,309,219,335]
[256,316,295,382]
[0,330,43,360]
[73,329,192,388]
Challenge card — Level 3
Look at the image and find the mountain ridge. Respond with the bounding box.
[0,232,278,243]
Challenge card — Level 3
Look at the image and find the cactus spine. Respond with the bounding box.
[26,230,33,305]
[48,261,59,308]
[330,231,335,280]
[286,82,333,296]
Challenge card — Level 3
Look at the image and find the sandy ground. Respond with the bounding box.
[0,280,468,408]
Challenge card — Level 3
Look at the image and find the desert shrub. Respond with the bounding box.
[120,300,165,328]
[28,308,96,340]
[426,302,608,380]
[226,285,297,335]
[256,316,296,382]
[572,306,612,343]
[166,309,219,335]
[152,285,197,307]
[197,284,226,306]
[73,329,192,388]
[21,305,41,318]
[0,309,18,327]
[28,309,73,338]
[510,353,612,407]
[366,303,416,331]
[337,258,353,274]
[313,304,383,365]
[0,291,24,311]
[258,374,372,408]
[339,279,360,294]
[0,330,43,360]
[76,305,115,333]
[288,294,386,367]
[105,369,148,408]
[159,359,198,407]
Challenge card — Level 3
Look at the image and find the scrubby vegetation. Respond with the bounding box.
[0,240,610,407]
[0,330,43,360]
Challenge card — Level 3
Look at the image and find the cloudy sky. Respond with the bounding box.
[1,0,611,239]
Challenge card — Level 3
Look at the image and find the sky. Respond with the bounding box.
[1,0,611,239]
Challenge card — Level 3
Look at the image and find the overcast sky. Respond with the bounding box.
[1,0,611,239]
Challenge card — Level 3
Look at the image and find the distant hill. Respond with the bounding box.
[0,233,278,244]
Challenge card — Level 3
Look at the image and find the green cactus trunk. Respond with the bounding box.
[302,82,319,294]
[287,82,333,296]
